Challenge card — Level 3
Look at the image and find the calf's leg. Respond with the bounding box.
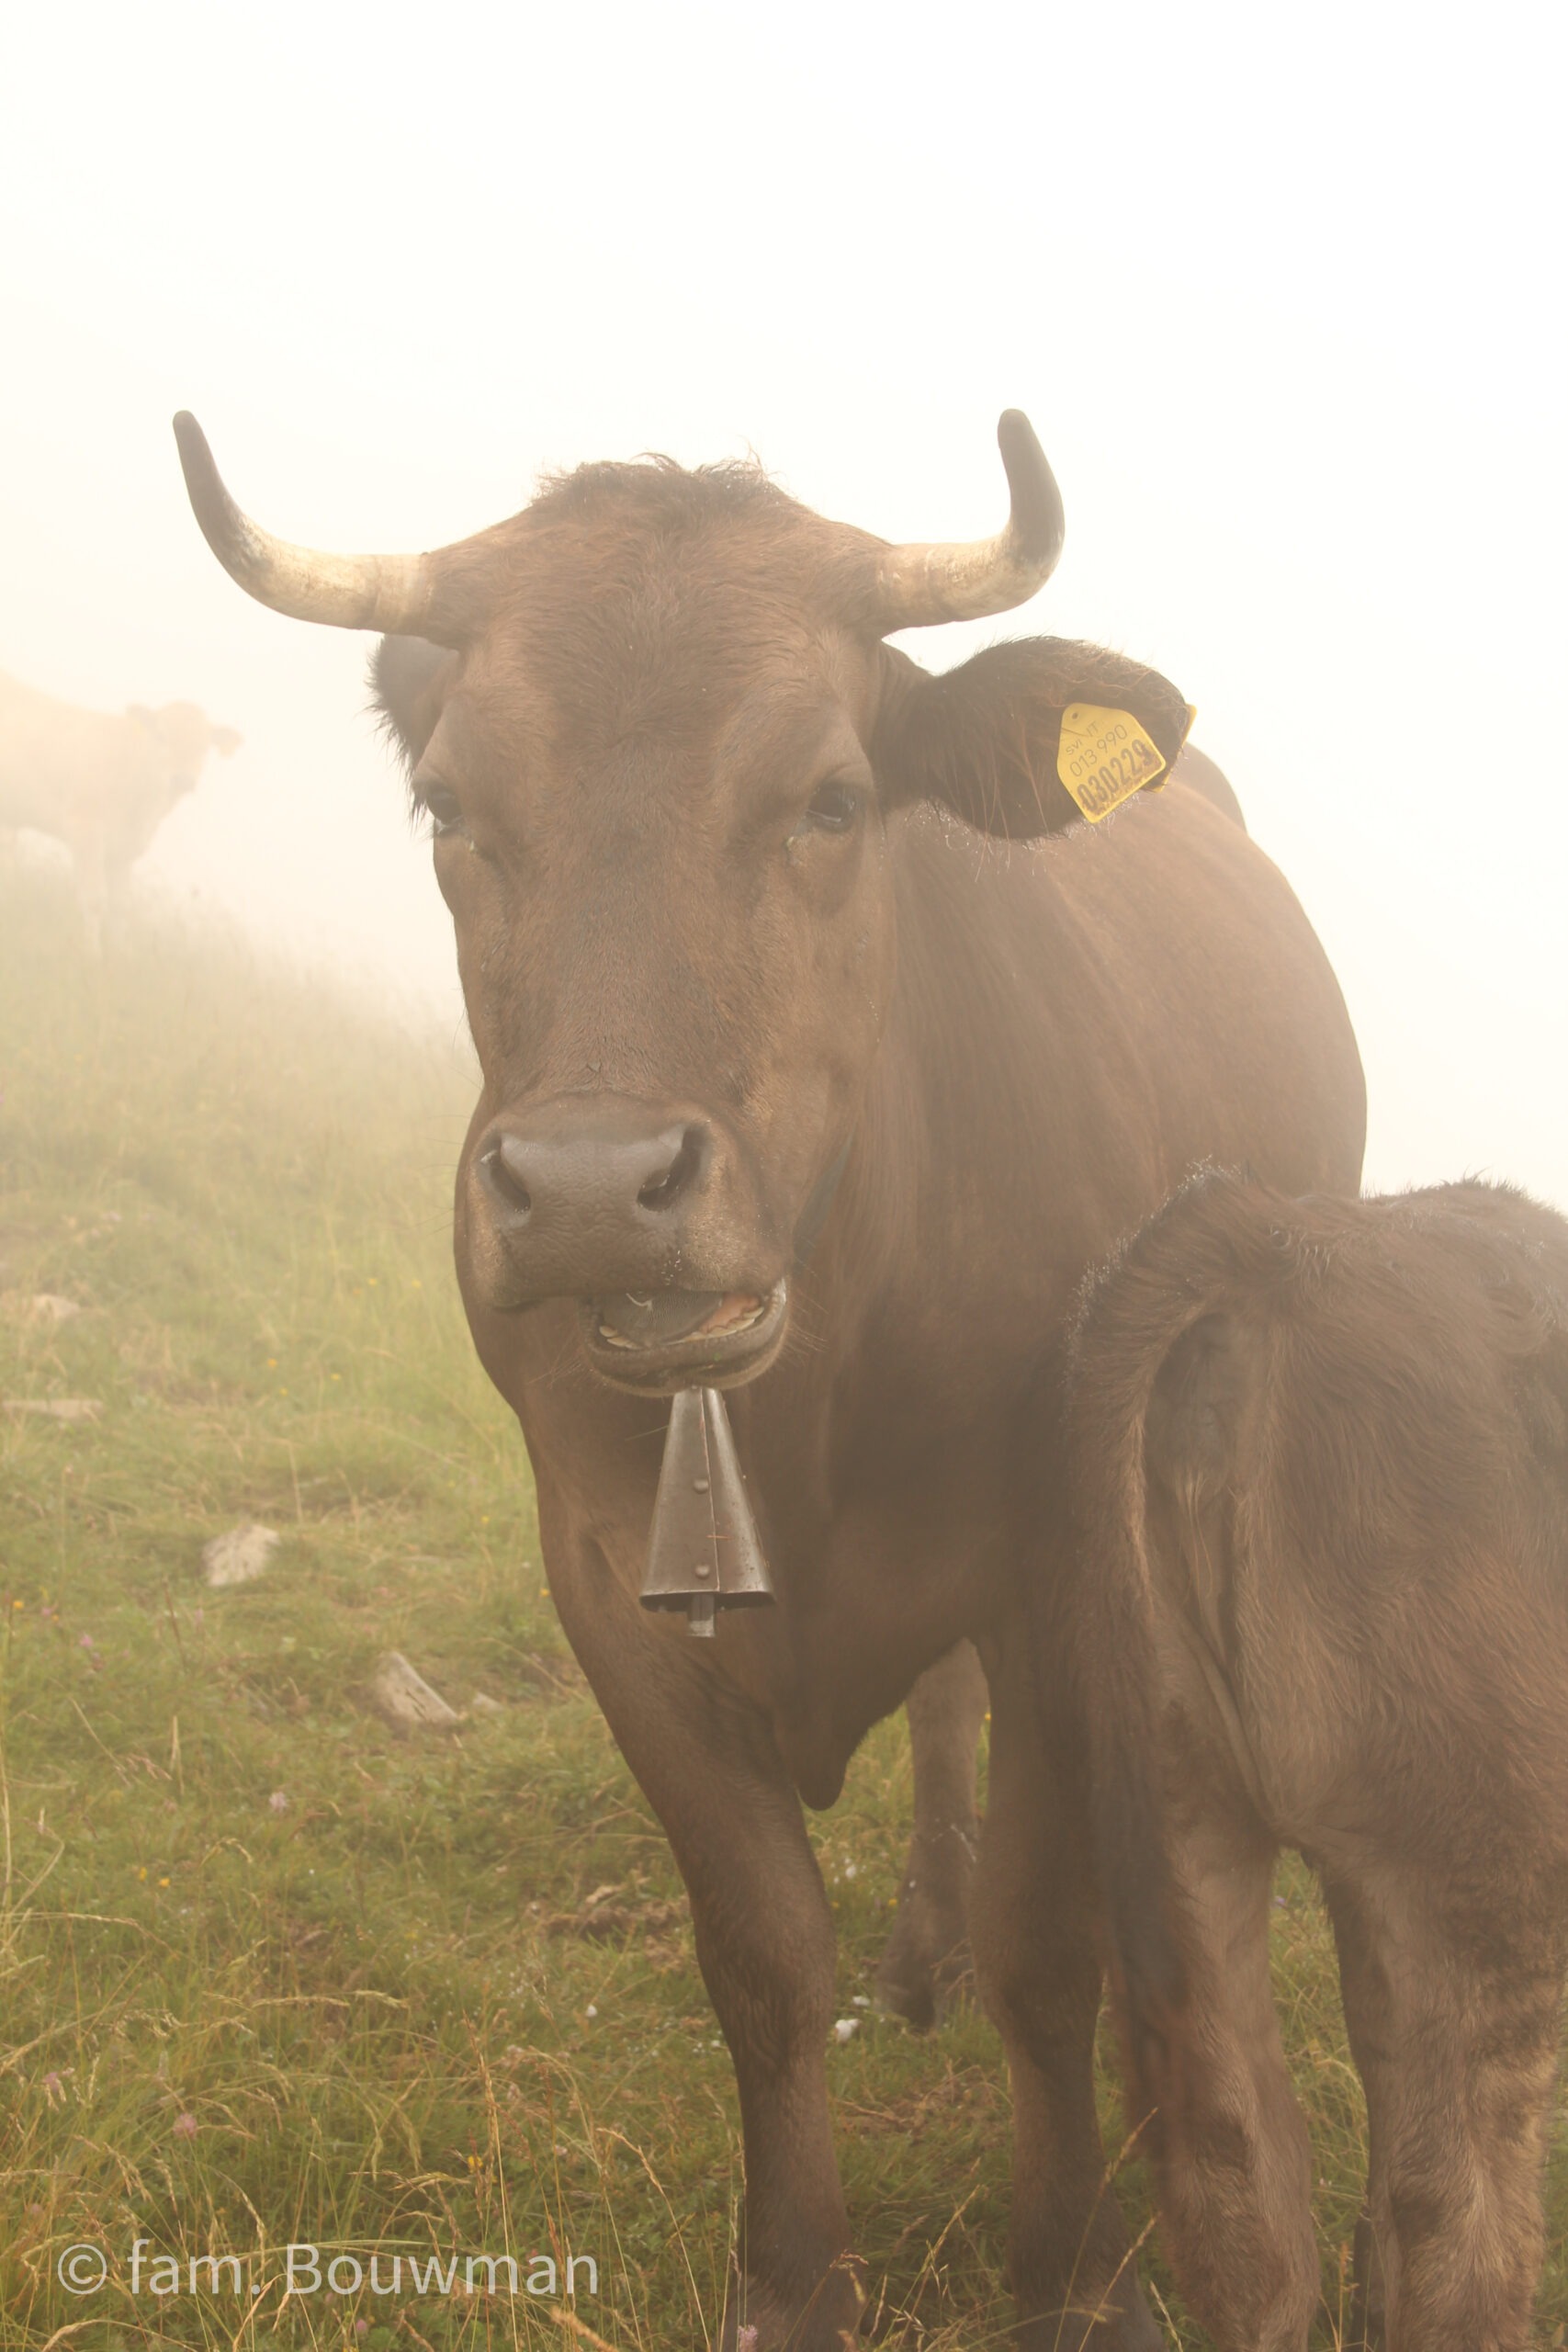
[1327,1870,1562,2352]
[1329,1883,1394,2352]
[969,1634,1162,2349]
[874,1639,987,2028]
[1136,1804,1317,2352]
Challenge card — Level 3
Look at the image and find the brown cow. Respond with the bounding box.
[876,721,1250,2034]
[174,408,1365,2348]
[1064,1171,1568,2351]
[0,667,241,948]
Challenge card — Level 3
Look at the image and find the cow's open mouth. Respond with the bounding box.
[580,1281,788,1394]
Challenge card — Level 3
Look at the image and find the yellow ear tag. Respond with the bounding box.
[1056,705,1167,823]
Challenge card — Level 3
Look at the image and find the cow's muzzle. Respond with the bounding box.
[467,1095,786,1385]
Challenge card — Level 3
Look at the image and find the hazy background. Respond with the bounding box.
[2,0,1563,1200]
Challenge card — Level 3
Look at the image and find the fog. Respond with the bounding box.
[3,0,1563,1200]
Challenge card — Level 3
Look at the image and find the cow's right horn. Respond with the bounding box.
[173,413,467,643]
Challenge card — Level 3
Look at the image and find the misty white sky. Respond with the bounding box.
[2,0,1564,1201]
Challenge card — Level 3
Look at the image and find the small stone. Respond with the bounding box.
[0,1292,81,1327]
[2,1396,102,1421]
[369,1651,462,1729]
[468,1691,505,1717]
[202,1523,279,1589]
[832,2018,859,2044]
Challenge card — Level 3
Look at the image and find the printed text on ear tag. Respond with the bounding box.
[1056,705,1167,822]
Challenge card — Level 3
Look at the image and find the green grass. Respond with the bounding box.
[2,871,1566,2349]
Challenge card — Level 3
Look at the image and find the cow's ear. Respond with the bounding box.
[873,638,1191,839]
[370,636,457,771]
[211,726,243,758]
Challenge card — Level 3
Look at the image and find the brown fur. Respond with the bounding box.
[329,447,1360,2351]
[1065,1171,1568,2350]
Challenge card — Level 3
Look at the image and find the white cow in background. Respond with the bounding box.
[0,667,241,949]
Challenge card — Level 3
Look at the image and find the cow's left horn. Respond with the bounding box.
[173,413,462,642]
[872,410,1065,630]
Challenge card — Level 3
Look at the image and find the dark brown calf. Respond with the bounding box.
[1064,1173,1568,2351]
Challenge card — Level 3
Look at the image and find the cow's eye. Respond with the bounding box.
[798,780,860,836]
[420,783,465,838]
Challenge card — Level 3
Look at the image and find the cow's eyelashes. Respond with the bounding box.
[418,783,466,838]
[793,779,862,839]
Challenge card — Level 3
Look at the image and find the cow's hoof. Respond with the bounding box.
[721,2256,866,2349]
[873,1888,974,2031]
[1012,2293,1165,2350]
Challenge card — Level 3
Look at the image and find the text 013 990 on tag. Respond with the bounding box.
[1056,704,1168,822]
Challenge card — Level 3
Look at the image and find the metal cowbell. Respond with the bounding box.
[640,1385,774,1636]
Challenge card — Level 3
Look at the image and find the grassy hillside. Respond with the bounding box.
[2,873,1564,2349]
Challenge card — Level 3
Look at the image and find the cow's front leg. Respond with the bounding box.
[969,1632,1162,2351]
[552,1537,862,2352]
[68,835,107,957]
[101,854,137,948]
[874,1640,987,2028]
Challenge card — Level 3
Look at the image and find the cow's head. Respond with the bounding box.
[128,701,243,798]
[175,413,1187,1394]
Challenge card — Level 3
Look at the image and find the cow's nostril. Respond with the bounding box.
[484,1139,533,1215]
[638,1125,706,1213]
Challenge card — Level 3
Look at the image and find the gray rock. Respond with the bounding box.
[3,1396,102,1421]
[370,1651,462,1729]
[202,1522,280,1588]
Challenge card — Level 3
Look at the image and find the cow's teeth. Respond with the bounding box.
[699,1295,765,1336]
